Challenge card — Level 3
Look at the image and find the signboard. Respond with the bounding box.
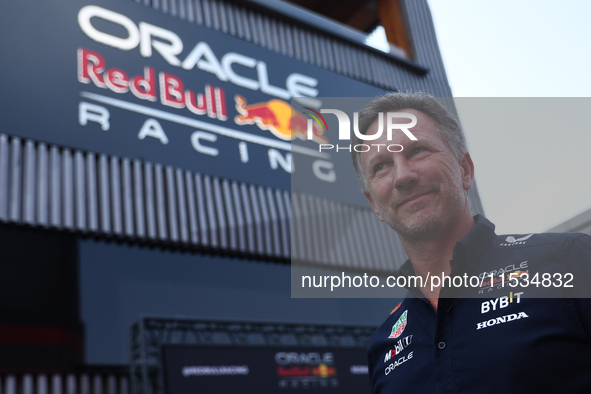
[0,0,386,192]
[162,345,371,393]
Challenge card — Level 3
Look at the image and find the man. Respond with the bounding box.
[352,92,591,393]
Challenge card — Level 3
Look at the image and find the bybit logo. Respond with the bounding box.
[481,292,524,314]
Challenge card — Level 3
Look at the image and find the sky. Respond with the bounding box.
[423,0,591,234]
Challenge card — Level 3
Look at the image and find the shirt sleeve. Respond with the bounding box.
[566,233,591,340]
[367,343,377,394]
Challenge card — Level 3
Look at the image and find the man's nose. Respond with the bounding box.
[393,158,419,190]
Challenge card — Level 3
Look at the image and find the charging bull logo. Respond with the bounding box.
[311,364,337,378]
[234,95,328,144]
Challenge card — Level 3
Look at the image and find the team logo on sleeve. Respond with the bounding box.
[500,234,533,246]
[388,310,408,339]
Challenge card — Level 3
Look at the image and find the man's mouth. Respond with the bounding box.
[398,191,434,207]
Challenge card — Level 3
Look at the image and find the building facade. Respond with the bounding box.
[0,0,482,386]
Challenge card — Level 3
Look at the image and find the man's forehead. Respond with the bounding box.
[376,108,436,125]
[361,109,440,150]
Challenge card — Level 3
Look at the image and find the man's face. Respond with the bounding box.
[360,109,474,241]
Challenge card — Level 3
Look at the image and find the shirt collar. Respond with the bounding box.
[397,214,496,278]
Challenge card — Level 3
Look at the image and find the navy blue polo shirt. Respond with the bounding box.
[367,215,591,393]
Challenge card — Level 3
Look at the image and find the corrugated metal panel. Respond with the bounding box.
[193,173,209,246]
[0,135,415,272]
[22,140,36,225]
[133,160,146,238]
[62,148,74,230]
[0,134,9,221]
[49,145,61,228]
[87,152,99,233]
[265,188,280,256]
[336,203,355,269]
[111,156,123,236]
[36,142,49,227]
[183,171,199,245]
[99,154,111,233]
[154,164,168,241]
[239,182,256,254]
[248,184,264,255]
[175,168,190,244]
[75,150,86,231]
[289,193,304,262]
[9,137,22,223]
[212,177,227,249]
[165,166,179,243]
[256,186,272,255]
[0,372,130,394]
[122,158,134,237]
[275,189,289,258]
[222,179,238,251]
[144,162,158,240]
[231,181,247,252]
[202,174,218,248]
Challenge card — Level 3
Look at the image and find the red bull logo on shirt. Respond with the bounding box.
[234,95,328,144]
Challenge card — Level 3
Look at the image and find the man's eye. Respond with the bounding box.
[374,162,385,173]
[411,147,426,155]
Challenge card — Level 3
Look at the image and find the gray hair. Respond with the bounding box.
[351,92,468,191]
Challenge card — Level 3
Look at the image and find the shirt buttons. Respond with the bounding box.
[438,341,446,350]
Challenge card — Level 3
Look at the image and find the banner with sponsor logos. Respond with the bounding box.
[162,345,371,393]
[0,0,386,192]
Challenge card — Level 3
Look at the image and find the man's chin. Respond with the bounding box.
[391,211,443,240]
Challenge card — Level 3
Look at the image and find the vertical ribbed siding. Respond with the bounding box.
[49,145,61,228]
[86,153,99,233]
[288,196,409,273]
[175,168,190,244]
[22,140,36,225]
[0,134,9,221]
[62,148,74,230]
[165,166,178,242]
[36,142,49,226]
[0,372,130,394]
[9,137,22,223]
[0,134,305,261]
[144,162,157,240]
[75,151,86,231]
[111,156,123,236]
[122,158,134,237]
[98,154,111,233]
[184,171,200,245]
[133,160,146,238]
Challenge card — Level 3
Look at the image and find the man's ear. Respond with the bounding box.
[459,152,475,191]
[364,191,384,222]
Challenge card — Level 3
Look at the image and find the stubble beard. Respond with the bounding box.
[377,180,466,242]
